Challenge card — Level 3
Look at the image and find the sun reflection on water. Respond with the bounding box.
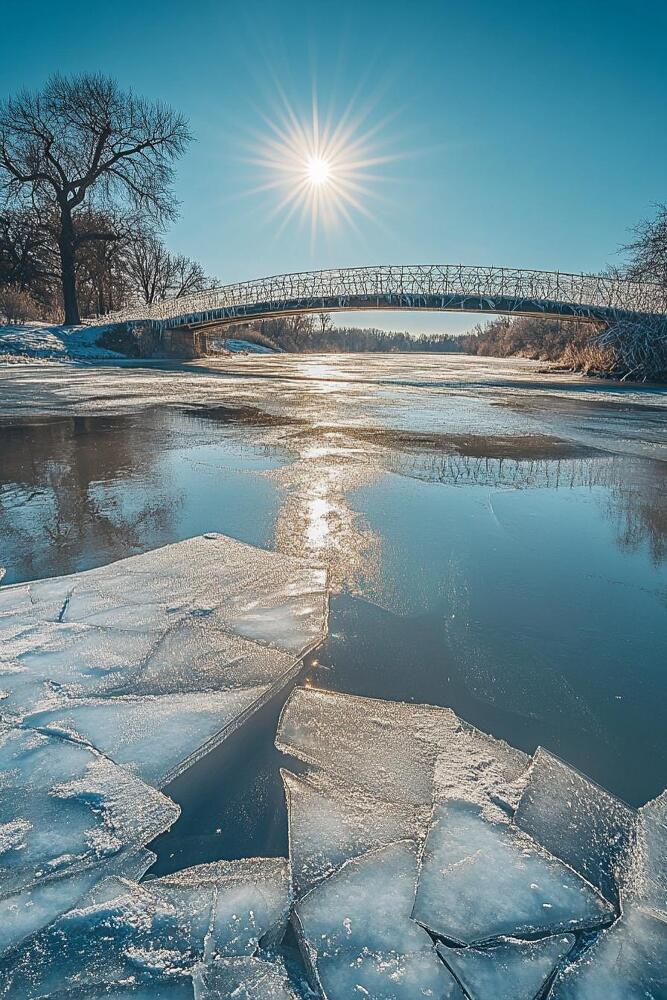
[270,428,381,594]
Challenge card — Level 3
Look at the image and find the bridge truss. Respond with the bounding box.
[104,264,667,331]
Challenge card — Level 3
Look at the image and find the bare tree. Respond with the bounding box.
[0,74,191,324]
[126,233,173,305]
[125,233,215,306]
[73,206,139,316]
[0,206,58,306]
[169,253,213,298]
[623,204,667,287]
[317,311,334,334]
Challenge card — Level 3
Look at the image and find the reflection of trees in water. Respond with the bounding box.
[0,416,179,583]
[603,466,667,565]
[2,405,665,593]
[385,450,667,565]
[387,451,622,489]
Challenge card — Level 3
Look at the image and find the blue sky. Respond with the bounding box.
[2,0,666,333]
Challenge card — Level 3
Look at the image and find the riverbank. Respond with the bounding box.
[2,322,666,383]
[0,323,124,361]
[0,324,278,362]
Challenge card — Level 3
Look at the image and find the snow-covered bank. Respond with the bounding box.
[208,336,277,354]
[0,325,279,361]
[0,323,123,360]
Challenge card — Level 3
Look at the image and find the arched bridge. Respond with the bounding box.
[104,264,667,358]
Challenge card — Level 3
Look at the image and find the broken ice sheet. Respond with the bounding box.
[629,789,667,915]
[0,857,290,998]
[0,848,155,956]
[194,957,305,1000]
[0,535,327,782]
[547,901,667,1000]
[25,685,271,786]
[151,857,291,957]
[282,768,421,899]
[0,724,177,897]
[412,800,614,946]
[0,876,212,998]
[437,934,575,1000]
[0,535,326,715]
[514,747,635,906]
[276,687,528,815]
[278,686,534,905]
[293,839,463,999]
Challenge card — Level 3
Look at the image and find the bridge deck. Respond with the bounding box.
[97,264,667,332]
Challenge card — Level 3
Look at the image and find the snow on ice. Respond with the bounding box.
[277,688,666,1000]
[0,323,124,361]
[0,533,327,783]
[0,533,326,962]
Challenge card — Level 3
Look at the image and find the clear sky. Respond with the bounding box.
[2,0,666,333]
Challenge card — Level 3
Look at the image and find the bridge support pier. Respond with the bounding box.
[161,325,207,359]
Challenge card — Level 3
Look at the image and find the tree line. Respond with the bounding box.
[0,73,214,325]
[220,312,604,361]
[455,315,599,361]
[221,302,663,379]
[233,314,464,353]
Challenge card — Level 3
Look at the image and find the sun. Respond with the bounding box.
[242,86,399,240]
[306,155,331,187]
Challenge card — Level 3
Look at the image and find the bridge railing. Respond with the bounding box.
[96,264,667,326]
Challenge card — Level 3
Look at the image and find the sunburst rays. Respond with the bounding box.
[241,82,400,243]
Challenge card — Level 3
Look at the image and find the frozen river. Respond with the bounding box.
[0,352,666,871]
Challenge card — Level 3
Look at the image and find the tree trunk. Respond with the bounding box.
[58,204,80,325]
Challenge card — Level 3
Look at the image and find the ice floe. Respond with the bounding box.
[0,724,177,896]
[514,747,636,906]
[1,567,665,1000]
[0,534,327,980]
[437,934,575,1000]
[412,799,614,945]
[0,848,155,956]
[281,769,420,900]
[277,687,666,1000]
[547,901,667,999]
[1,535,327,786]
[0,857,292,998]
[293,839,463,999]
[276,687,528,816]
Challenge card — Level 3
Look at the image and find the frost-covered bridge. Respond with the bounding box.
[105,264,667,359]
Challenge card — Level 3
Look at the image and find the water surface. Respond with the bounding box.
[0,353,665,871]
